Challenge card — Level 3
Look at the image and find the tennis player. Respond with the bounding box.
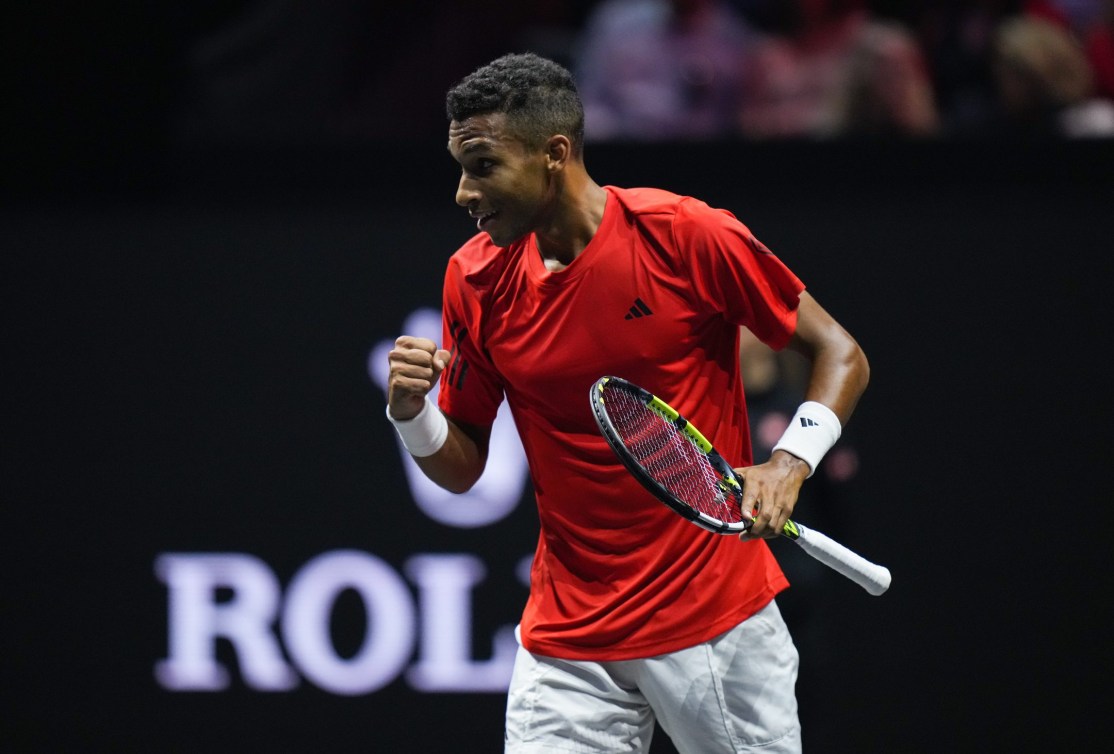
[386,52,869,754]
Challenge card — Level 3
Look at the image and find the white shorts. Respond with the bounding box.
[505,600,801,754]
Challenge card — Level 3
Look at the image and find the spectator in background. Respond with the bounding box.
[1037,0,1107,34]
[1083,0,1114,101]
[575,0,761,140]
[912,0,1114,135]
[991,14,1114,135]
[737,0,938,138]
[913,0,1019,135]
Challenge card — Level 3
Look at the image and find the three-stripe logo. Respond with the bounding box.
[624,298,653,320]
[444,320,470,390]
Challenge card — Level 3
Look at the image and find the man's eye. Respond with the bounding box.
[460,158,495,180]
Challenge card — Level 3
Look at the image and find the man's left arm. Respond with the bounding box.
[736,291,870,539]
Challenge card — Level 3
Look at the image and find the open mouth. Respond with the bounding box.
[472,210,497,231]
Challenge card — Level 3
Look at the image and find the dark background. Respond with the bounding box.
[5,2,1114,752]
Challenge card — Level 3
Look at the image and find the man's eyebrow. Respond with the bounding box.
[459,141,492,155]
[447,135,495,158]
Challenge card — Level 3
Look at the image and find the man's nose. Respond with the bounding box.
[456,174,480,207]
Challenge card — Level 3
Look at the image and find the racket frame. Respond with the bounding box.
[589,375,891,596]
[590,376,750,535]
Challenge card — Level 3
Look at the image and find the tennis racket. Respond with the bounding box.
[589,376,891,596]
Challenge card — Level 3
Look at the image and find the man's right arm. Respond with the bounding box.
[386,336,490,493]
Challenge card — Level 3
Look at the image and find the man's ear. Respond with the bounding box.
[545,135,572,172]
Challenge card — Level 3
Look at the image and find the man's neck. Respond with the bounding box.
[534,179,607,269]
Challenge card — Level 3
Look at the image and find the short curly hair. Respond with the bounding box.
[446,53,585,156]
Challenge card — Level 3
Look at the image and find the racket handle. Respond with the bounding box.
[792,523,891,596]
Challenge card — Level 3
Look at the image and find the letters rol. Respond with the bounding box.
[155,550,525,695]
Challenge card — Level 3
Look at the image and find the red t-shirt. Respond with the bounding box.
[439,186,805,660]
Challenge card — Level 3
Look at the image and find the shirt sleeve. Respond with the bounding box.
[672,198,804,350]
[437,254,505,427]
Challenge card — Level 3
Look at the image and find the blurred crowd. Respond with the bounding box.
[173,0,1114,145]
[569,0,1114,140]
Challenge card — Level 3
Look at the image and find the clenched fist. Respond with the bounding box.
[387,336,452,420]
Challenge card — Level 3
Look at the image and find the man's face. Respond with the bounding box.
[448,113,552,247]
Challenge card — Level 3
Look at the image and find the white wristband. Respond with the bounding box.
[386,396,449,457]
[772,401,842,478]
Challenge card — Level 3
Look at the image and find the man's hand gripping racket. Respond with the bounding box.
[589,376,891,596]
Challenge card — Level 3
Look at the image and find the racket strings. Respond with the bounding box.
[604,389,741,523]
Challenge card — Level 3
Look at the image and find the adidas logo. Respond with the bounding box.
[624,298,653,320]
[799,418,820,427]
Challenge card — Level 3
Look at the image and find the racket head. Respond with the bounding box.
[589,376,750,535]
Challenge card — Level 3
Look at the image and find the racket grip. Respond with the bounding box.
[793,523,891,596]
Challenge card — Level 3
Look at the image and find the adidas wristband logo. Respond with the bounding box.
[772,401,842,478]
